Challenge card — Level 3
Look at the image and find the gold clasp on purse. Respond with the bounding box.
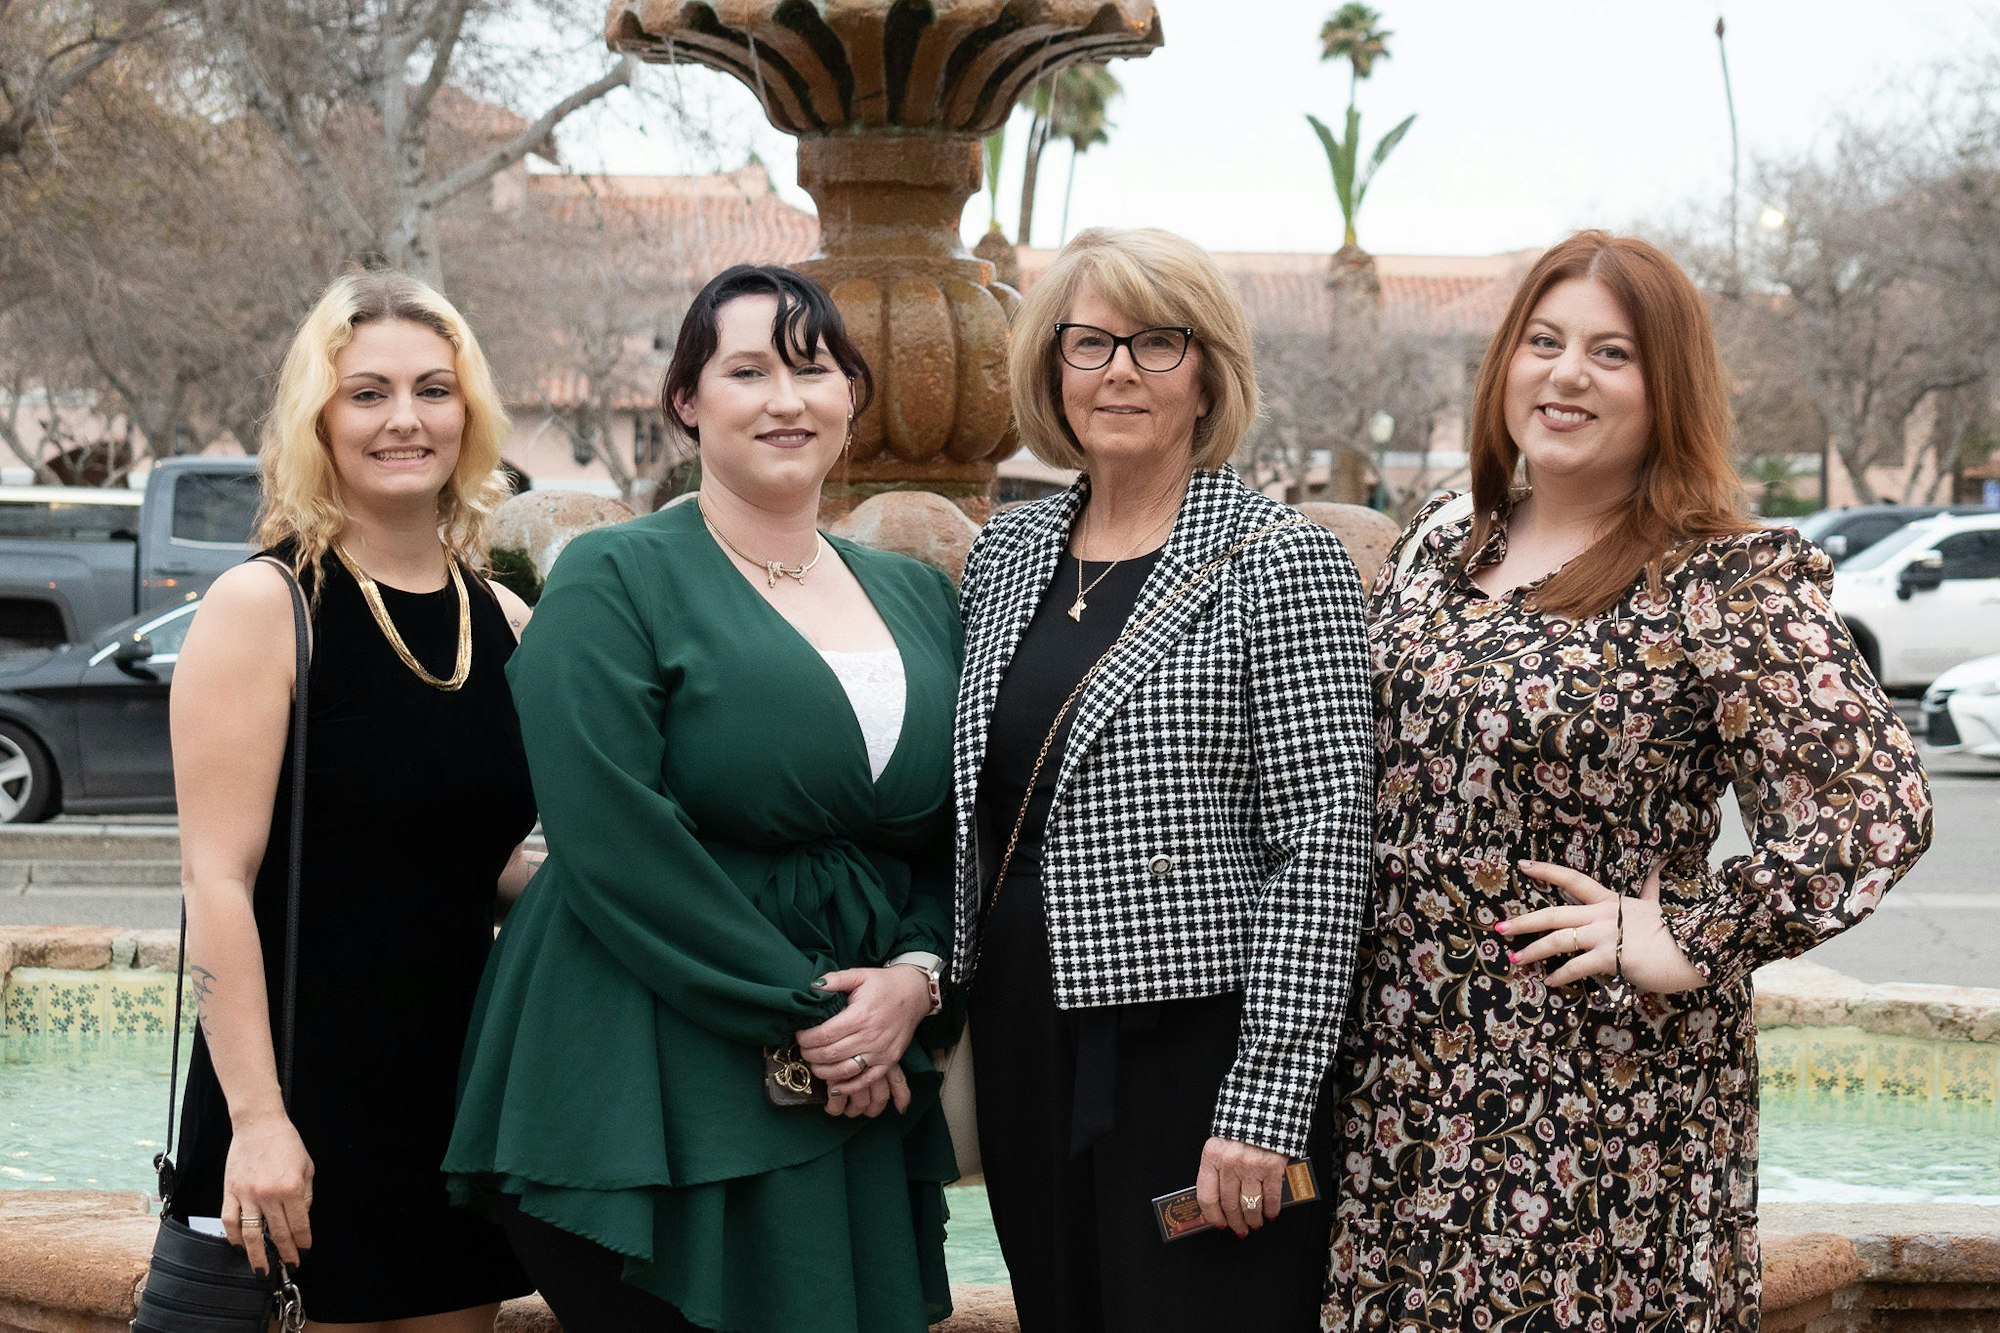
[763,1044,828,1106]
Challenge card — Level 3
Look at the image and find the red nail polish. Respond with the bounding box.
[1494,922,1507,935]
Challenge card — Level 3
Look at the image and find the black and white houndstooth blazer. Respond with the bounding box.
[951,467,1375,1157]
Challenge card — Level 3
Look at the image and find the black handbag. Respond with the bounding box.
[132,559,311,1333]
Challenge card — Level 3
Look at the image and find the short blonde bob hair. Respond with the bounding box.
[256,269,511,583]
[1010,227,1259,471]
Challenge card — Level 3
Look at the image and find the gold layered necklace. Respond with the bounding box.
[332,542,471,692]
[698,499,825,589]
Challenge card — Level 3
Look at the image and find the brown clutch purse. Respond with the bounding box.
[763,1045,829,1107]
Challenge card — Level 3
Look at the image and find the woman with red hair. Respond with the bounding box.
[1321,231,1931,1330]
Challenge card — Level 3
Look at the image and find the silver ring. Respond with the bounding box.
[851,1053,869,1073]
[1240,1193,1263,1212]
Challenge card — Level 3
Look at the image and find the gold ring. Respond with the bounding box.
[1240,1193,1263,1211]
[240,1214,263,1227]
[1568,928,1582,952]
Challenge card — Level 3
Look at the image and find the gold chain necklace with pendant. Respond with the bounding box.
[332,542,471,691]
[1067,504,1178,622]
[698,498,825,588]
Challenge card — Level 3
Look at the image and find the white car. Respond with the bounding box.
[1921,653,2000,759]
[1829,511,2000,691]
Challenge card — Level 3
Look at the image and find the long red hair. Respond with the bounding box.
[1464,231,1755,617]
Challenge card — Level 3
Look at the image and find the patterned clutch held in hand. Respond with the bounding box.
[1150,1159,1320,1243]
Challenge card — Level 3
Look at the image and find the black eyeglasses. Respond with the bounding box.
[1054,322,1196,373]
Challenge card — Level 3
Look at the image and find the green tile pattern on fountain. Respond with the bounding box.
[1,968,188,1038]
[1759,1027,2000,1109]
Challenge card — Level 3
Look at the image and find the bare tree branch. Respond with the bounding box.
[419,55,635,213]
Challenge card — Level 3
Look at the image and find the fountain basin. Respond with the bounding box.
[3,934,1996,1330]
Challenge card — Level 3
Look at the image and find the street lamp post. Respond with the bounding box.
[1368,410,1396,511]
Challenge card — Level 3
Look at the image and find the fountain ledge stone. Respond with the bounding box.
[1755,957,2000,1045]
[6,1192,1993,1332]
[0,1192,1020,1332]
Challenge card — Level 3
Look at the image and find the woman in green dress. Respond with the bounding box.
[446,265,962,1332]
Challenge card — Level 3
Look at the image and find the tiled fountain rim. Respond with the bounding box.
[5,928,1996,1044]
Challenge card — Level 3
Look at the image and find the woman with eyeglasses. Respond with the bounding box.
[949,227,1374,1329]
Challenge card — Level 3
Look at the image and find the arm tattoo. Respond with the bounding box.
[189,964,218,1035]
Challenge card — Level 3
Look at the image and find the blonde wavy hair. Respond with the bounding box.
[256,269,512,582]
[1010,227,1260,471]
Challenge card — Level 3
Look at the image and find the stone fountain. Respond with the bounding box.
[605,0,1164,520]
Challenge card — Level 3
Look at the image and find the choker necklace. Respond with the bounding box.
[332,543,471,691]
[699,499,825,588]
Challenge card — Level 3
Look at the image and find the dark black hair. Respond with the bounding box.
[658,264,875,442]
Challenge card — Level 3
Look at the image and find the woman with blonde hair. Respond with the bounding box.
[952,226,1374,1329]
[1322,231,1931,1330]
[167,269,537,1329]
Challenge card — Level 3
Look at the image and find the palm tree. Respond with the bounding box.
[1057,65,1120,243]
[1307,3,1415,251]
[1017,64,1121,248]
[982,123,1006,230]
[1320,3,1391,96]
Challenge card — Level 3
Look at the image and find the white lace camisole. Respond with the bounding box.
[816,646,906,782]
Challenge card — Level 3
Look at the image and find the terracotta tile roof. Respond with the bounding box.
[513,172,819,409]
[1015,245,1529,339]
[529,370,662,413]
[524,171,817,277]
[511,183,1527,409]
[433,86,559,164]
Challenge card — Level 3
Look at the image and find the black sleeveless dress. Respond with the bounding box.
[171,545,536,1321]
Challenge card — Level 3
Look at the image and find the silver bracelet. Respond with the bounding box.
[884,951,944,1016]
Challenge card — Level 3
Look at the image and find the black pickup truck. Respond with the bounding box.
[0,457,260,649]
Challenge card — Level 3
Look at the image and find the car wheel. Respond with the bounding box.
[0,721,57,823]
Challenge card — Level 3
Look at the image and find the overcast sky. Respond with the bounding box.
[553,0,1997,258]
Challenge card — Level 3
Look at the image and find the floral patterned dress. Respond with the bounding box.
[1321,498,1932,1332]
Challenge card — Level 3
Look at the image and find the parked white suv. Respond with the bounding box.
[1829,510,2000,691]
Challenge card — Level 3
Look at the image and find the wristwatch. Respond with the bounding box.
[885,951,944,1016]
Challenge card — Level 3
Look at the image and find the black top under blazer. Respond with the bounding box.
[951,467,1375,1156]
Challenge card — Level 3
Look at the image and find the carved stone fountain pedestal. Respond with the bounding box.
[607,0,1164,520]
[794,133,1017,518]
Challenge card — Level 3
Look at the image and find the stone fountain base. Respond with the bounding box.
[3,1190,1992,1332]
[4,937,2000,1330]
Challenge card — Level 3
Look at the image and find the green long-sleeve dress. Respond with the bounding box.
[445,501,963,1332]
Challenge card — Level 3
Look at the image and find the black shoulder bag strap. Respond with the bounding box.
[156,558,310,1204]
